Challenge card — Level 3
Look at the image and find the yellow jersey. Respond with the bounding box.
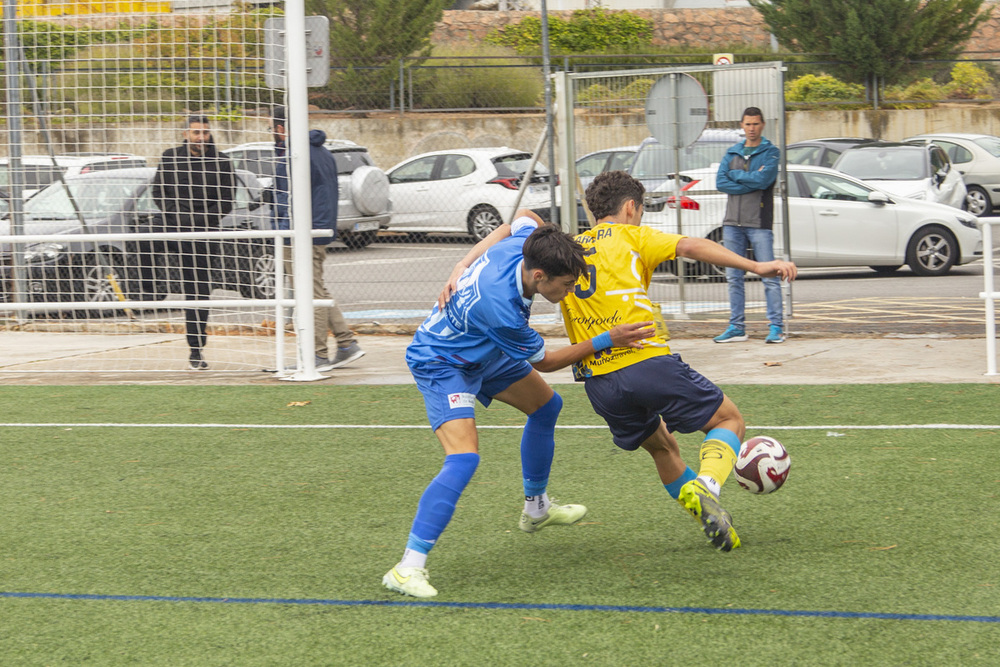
[560,223,685,380]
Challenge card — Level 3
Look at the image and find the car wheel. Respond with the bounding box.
[869,265,902,276]
[350,166,390,216]
[341,230,377,249]
[468,204,502,241]
[239,246,276,299]
[964,186,991,217]
[70,251,133,314]
[681,229,731,281]
[905,226,958,276]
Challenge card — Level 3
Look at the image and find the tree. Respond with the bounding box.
[748,0,993,84]
[303,0,452,109]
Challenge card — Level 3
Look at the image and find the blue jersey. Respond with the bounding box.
[406,219,545,371]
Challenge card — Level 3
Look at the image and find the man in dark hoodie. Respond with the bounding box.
[271,106,364,372]
[713,107,785,345]
[152,114,236,369]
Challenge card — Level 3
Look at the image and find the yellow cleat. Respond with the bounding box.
[382,564,438,598]
[678,479,741,552]
[518,502,588,534]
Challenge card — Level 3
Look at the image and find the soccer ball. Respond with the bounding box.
[733,436,790,494]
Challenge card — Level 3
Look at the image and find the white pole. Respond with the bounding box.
[981,221,997,376]
[284,0,322,381]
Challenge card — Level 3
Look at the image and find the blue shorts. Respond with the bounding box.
[584,354,724,451]
[409,356,534,431]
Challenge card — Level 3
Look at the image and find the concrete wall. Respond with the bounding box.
[15,105,1000,169]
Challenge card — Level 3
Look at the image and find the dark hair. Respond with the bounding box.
[585,170,645,220]
[186,114,209,127]
[272,106,286,126]
[522,224,587,279]
[742,106,764,121]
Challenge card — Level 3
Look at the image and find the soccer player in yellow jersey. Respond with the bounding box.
[561,170,797,550]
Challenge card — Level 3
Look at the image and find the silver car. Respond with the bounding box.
[905,133,1000,217]
[223,140,391,249]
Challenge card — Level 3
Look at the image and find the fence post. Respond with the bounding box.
[980,220,998,376]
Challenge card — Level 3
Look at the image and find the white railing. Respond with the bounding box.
[979,219,999,376]
[1,227,332,380]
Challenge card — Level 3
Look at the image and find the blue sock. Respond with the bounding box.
[664,467,697,499]
[521,392,562,497]
[705,427,741,457]
[406,452,480,554]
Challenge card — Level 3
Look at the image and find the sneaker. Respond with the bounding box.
[328,342,365,369]
[518,502,588,533]
[678,479,741,552]
[382,564,437,598]
[765,324,786,344]
[713,325,748,343]
[188,349,208,370]
[284,355,333,373]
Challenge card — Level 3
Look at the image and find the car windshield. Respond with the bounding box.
[493,154,550,177]
[835,148,929,180]
[331,150,373,175]
[24,178,145,220]
[631,140,727,179]
[973,136,1000,157]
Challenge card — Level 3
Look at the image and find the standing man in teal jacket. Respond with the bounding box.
[713,107,785,344]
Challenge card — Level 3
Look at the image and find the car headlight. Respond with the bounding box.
[957,215,978,229]
[24,242,66,263]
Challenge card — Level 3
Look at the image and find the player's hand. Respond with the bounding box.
[437,263,467,310]
[609,321,656,348]
[754,259,797,282]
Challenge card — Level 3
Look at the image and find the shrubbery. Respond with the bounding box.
[486,8,654,54]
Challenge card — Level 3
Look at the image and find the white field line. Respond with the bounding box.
[0,423,997,431]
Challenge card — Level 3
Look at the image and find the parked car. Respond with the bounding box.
[904,133,1000,216]
[222,140,391,249]
[786,138,876,168]
[832,141,967,210]
[641,164,982,278]
[0,167,276,308]
[0,153,149,200]
[575,145,639,191]
[386,147,555,241]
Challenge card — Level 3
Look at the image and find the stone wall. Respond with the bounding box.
[433,7,1000,54]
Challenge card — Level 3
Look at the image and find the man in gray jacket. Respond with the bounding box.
[713,107,785,344]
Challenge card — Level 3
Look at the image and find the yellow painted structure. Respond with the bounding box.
[17,0,171,17]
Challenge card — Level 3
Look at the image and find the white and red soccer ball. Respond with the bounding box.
[733,436,791,494]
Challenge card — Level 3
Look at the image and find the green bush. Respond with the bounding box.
[411,45,544,110]
[576,78,654,112]
[882,78,944,108]
[943,61,993,99]
[784,74,866,108]
[486,8,654,54]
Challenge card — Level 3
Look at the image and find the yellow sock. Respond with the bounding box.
[698,438,738,489]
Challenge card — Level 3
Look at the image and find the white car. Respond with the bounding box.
[641,164,982,277]
[904,133,1000,216]
[832,141,967,210]
[386,147,555,241]
[0,153,149,199]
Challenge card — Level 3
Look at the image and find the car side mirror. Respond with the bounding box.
[868,191,890,205]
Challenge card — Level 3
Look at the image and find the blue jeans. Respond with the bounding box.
[722,225,783,329]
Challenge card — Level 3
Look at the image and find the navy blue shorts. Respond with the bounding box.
[584,354,724,451]
[409,356,534,431]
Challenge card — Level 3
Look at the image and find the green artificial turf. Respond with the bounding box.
[1,384,998,665]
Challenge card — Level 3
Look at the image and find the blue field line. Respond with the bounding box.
[0,422,999,431]
[3,591,998,623]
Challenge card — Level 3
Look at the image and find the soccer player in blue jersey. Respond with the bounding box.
[382,211,655,599]
[436,171,796,554]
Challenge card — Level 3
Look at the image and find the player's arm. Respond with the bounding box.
[728,146,779,190]
[531,321,656,373]
[676,236,797,282]
[436,209,542,309]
